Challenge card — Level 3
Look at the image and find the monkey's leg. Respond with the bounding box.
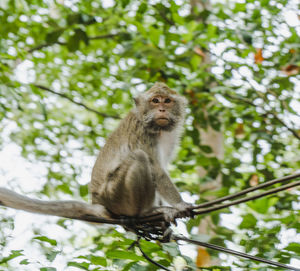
[102,150,156,217]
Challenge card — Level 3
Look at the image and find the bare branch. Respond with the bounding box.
[28,33,126,53]
[224,93,300,140]
[32,84,120,119]
[89,33,125,40]
[28,41,66,53]
[271,112,300,140]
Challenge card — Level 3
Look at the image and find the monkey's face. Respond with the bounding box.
[149,95,173,127]
[134,83,187,133]
[140,94,182,132]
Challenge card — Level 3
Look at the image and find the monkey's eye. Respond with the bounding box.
[164,98,172,103]
[152,98,159,103]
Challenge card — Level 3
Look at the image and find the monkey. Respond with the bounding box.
[0,82,192,227]
[89,82,192,222]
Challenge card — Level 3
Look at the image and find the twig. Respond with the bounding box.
[89,33,123,40]
[155,8,175,26]
[225,93,300,140]
[28,33,126,53]
[173,234,300,271]
[271,112,300,140]
[229,69,300,141]
[32,84,120,119]
[28,41,66,53]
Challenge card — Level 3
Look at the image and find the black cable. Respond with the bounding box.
[173,235,300,271]
[194,180,300,215]
[137,239,171,271]
[193,172,300,209]
[138,179,300,222]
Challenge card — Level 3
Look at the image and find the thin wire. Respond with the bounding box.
[137,239,171,271]
[138,179,300,222]
[193,172,300,209]
[194,180,300,215]
[173,235,300,271]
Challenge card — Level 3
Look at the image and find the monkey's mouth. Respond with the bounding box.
[156,118,169,126]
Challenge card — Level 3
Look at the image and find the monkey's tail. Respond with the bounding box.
[0,187,108,220]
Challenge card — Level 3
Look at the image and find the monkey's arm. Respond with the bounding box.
[156,170,185,205]
[0,187,111,220]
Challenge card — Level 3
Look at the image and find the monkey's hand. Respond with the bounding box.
[173,201,195,219]
[156,202,194,224]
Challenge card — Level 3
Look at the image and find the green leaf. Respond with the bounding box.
[75,29,89,45]
[162,242,180,257]
[40,268,57,271]
[67,14,81,25]
[191,55,202,71]
[67,29,89,52]
[199,145,213,153]
[0,250,23,264]
[247,197,270,214]
[284,243,300,254]
[34,236,57,246]
[67,34,80,52]
[121,0,130,8]
[46,251,60,262]
[45,29,64,44]
[67,262,89,270]
[106,250,144,261]
[79,184,88,197]
[233,3,246,13]
[20,259,30,265]
[207,24,217,38]
[239,214,257,229]
[149,26,161,46]
[90,255,107,266]
[137,2,147,14]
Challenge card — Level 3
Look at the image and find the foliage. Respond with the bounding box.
[0,0,299,270]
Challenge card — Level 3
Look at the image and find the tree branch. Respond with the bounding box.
[224,93,300,140]
[32,84,120,119]
[28,41,66,53]
[28,33,126,53]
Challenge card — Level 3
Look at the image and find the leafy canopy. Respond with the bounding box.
[0,0,299,270]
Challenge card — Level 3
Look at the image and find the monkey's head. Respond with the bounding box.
[134,82,187,132]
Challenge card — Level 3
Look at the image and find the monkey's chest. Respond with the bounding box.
[156,131,175,168]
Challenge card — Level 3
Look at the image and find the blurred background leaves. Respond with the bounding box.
[0,0,299,270]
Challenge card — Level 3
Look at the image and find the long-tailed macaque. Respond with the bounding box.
[0,82,191,224]
[90,82,191,221]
